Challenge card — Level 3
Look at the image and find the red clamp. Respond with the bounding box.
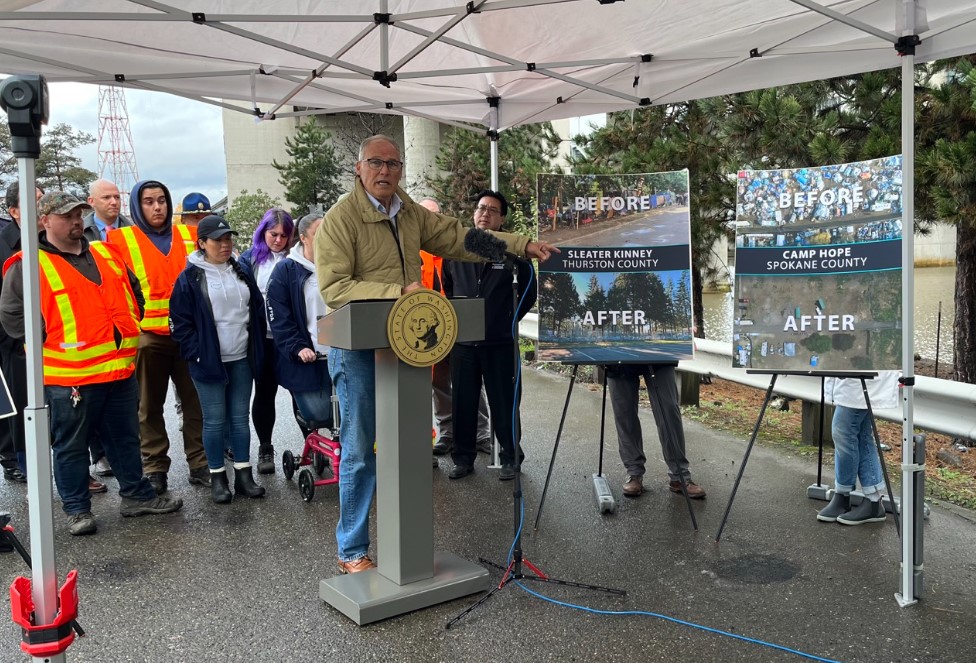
[9,570,79,657]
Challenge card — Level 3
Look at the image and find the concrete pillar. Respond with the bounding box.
[802,401,834,446]
[402,116,442,200]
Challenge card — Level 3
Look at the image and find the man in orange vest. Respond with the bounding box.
[0,192,183,536]
[107,180,207,495]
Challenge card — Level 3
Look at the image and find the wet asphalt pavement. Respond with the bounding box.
[1,367,975,662]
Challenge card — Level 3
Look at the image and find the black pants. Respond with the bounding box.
[450,343,523,467]
[252,337,279,452]
[0,343,24,468]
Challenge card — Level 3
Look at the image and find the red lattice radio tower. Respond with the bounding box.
[96,85,139,206]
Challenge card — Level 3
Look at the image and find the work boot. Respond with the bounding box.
[88,475,108,494]
[210,470,232,504]
[448,464,474,480]
[188,466,212,487]
[432,437,452,455]
[67,512,97,536]
[234,466,266,498]
[837,498,886,526]
[256,449,276,475]
[145,471,167,495]
[816,491,851,522]
[668,479,706,499]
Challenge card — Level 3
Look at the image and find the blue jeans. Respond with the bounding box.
[47,376,156,515]
[329,348,375,562]
[832,405,884,497]
[193,359,254,469]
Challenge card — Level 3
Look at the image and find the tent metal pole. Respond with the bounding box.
[896,0,919,608]
[488,98,500,190]
[17,159,64,662]
[380,0,389,72]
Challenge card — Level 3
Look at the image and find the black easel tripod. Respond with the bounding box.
[445,256,626,629]
[714,370,900,542]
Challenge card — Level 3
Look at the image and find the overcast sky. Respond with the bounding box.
[47,82,227,206]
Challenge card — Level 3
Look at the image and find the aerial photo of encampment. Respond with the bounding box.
[732,156,903,371]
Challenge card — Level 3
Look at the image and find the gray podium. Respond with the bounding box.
[317,298,490,625]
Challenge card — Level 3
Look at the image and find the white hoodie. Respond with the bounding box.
[253,250,286,338]
[189,251,250,362]
[825,370,900,410]
[288,242,329,355]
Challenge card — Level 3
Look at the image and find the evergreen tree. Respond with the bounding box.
[539,272,581,336]
[35,123,97,196]
[428,122,561,235]
[224,188,282,250]
[582,274,608,336]
[273,119,342,218]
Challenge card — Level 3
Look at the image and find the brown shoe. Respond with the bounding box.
[669,479,706,499]
[89,475,108,494]
[622,475,643,497]
[338,556,377,574]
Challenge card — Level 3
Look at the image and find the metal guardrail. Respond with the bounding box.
[519,313,976,441]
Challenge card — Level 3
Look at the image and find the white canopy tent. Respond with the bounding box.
[1,1,973,657]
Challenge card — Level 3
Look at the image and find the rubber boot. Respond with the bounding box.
[234,466,266,498]
[210,470,232,505]
[816,491,850,522]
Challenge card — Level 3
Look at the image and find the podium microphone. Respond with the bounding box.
[463,227,518,264]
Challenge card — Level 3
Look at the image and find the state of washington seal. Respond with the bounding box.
[386,289,458,367]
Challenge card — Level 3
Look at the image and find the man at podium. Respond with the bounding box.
[315,134,557,574]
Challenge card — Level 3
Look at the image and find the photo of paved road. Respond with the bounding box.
[542,206,690,247]
[538,340,694,363]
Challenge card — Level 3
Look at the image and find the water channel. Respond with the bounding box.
[701,265,956,362]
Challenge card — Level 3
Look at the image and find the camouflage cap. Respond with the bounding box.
[38,191,92,216]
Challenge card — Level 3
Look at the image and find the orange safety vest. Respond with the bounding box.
[3,243,141,386]
[420,251,445,295]
[106,224,196,335]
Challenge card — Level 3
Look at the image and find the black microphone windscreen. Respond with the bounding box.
[463,227,507,262]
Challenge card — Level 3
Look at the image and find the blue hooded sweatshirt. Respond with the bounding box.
[129,179,175,254]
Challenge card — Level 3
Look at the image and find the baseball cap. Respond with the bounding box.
[196,215,238,240]
[38,192,92,216]
[181,192,212,214]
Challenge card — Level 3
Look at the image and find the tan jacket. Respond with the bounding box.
[315,179,531,309]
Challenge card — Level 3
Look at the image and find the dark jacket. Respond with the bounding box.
[0,221,22,352]
[169,258,266,383]
[265,258,330,393]
[82,211,133,243]
[128,179,175,255]
[443,256,537,346]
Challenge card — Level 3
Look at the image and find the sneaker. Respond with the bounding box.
[432,437,452,455]
[67,512,97,536]
[623,476,643,497]
[119,495,184,518]
[816,492,851,522]
[145,471,167,495]
[837,499,886,526]
[188,466,212,487]
[668,479,706,499]
[448,464,474,480]
[476,438,493,455]
[256,452,276,475]
[93,457,113,477]
[88,475,108,494]
[3,466,27,484]
[499,464,516,481]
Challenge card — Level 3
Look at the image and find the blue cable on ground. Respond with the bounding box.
[503,263,842,663]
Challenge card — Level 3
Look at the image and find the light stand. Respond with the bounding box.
[0,74,75,663]
[446,258,625,629]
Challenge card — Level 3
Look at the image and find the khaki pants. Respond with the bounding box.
[137,332,206,473]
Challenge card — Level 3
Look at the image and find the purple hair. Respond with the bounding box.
[250,208,295,265]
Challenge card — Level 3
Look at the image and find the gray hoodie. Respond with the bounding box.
[188,251,250,362]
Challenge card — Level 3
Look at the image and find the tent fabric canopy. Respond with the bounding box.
[0,1,973,130]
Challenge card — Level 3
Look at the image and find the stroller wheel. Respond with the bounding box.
[282,450,296,481]
[298,469,315,502]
